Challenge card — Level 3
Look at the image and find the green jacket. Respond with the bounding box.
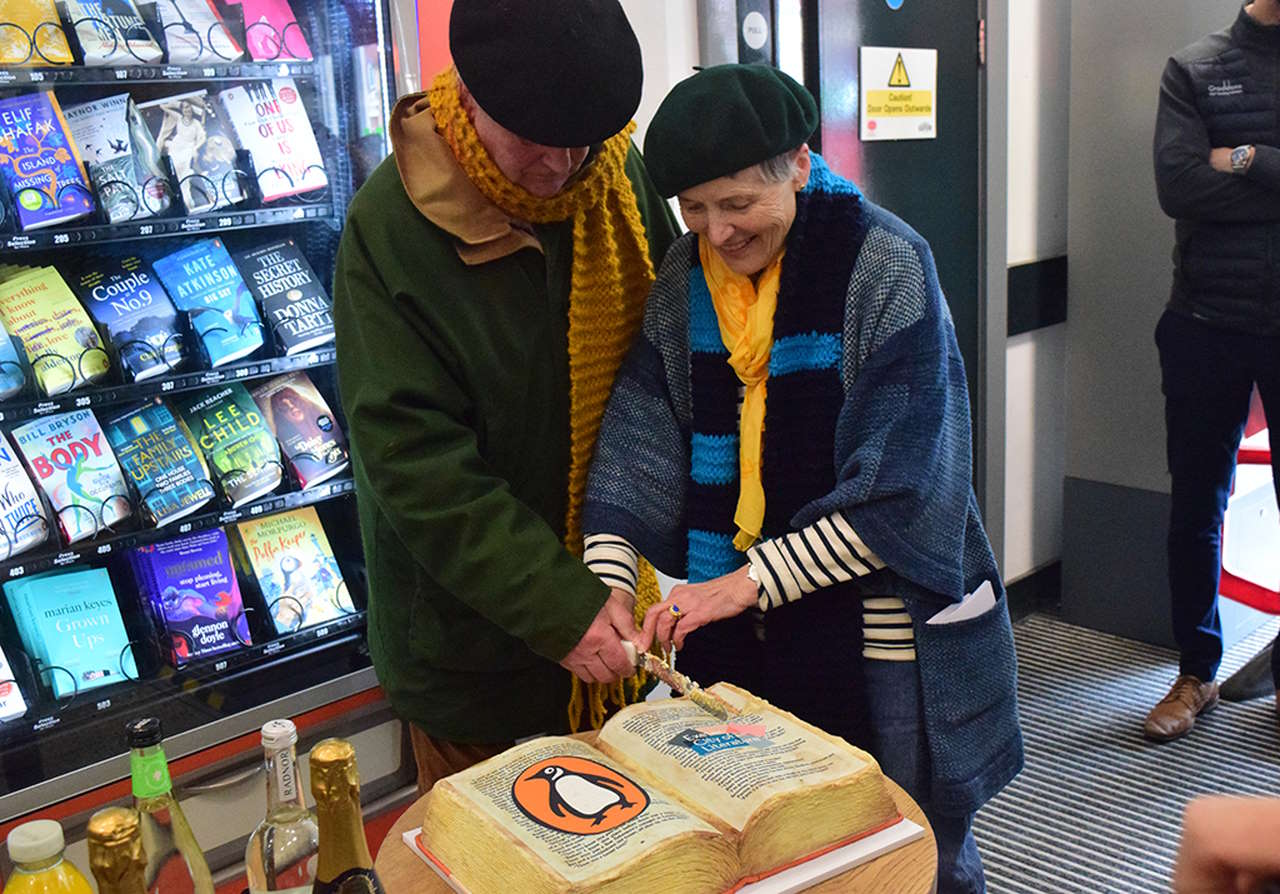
[333,99,678,743]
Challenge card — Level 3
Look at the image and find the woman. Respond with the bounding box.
[582,65,1021,894]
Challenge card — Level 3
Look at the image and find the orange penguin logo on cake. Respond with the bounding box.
[512,756,649,835]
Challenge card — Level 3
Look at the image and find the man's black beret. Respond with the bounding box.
[449,0,644,148]
[643,64,819,198]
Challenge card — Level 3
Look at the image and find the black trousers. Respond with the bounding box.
[1155,310,1280,685]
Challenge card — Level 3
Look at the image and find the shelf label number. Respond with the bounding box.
[161,380,174,392]
[74,396,90,407]
[139,225,154,235]
[8,566,22,578]
[53,233,68,245]
[96,699,111,711]
[97,544,112,555]
[217,217,233,228]
[28,71,43,82]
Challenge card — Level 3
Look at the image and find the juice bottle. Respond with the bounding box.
[3,820,93,894]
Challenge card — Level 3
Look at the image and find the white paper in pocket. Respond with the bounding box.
[926,580,997,625]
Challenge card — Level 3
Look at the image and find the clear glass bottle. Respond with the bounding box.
[3,820,93,894]
[308,738,385,894]
[125,717,215,894]
[86,807,148,894]
[245,719,319,893]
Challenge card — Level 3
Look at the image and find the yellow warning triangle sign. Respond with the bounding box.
[888,53,911,87]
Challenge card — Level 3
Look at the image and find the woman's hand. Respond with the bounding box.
[639,565,758,652]
[1173,795,1280,893]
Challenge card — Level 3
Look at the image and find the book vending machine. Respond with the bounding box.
[0,0,415,875]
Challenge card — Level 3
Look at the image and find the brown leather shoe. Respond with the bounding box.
[1144,675,1219,742]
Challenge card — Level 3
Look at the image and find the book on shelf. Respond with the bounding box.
[151,237,264,367]
[216,79,327,201]
[0,0,73,66]
[0,429,48,560]
[232,239,334,356]
[137,89,245,214]
[153,0,244,64]
[173,382,282,507]
[12,409,132,544]
[251,371,347,489]
[3,567,135,699]
[129,527,250,667]
[62,0,164,65]
[0,265,111,396]
[102,398,215,527]
[0,642,28,722]
[231,505,348,634]
[409,683,922,894]
[224,0,312,61]
[63,94,172,223]
[0,316,26,400]
[75,254,188,381]
[0,90,94,230]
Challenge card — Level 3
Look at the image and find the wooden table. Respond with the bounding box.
[375,777,938,893]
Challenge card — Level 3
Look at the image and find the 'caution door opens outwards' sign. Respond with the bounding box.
[860,46,938,141]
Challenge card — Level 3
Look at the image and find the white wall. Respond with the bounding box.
[1002,0,1070,582]
[621,0,699,146]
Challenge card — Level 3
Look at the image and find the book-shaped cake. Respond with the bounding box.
[0,0,73,66]
[63,0,163,65]
[153,0,243,63]
[75,254,187,381]
[102,398,215,526]
[137,90,244,213]
[251,371,347,489]
[152,238,264,367]
[0,91,94,230]
[414,684,904,894]
[129,528,250,666]
[174,383,281,507]
[232,239,334,355]
[217,79,326,201]
[0,642,28,721]
[3,567,135,698]
[0,265,110,395]
[231,506,348,633]
[63,94,172,222]
[0,430,48,559]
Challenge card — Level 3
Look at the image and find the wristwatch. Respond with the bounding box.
[1231,145,1254,174]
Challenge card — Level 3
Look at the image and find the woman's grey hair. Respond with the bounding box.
[755,147,804,183]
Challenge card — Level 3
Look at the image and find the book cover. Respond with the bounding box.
[225,0,311,61]
[137,89,244,214]
[153,0,244,64]
[75,254,187,381]
[250,371,346,489]
[0,91,94,230]
[0,430,48,560]
[12,409,132,544]
[151,238,264,367]
[130,528,250,666]
[233,506,347,633]
[0,266,111,395]
[216,79,327,201]
[0,316,26,399]
[102,398,214,526]
[0,0,73,66]
[63,94,172,223]
[173,383,282,507]
[3,568,134,698]
[0,642,28,722]
[63,0,163,65]
[232,239,333,355]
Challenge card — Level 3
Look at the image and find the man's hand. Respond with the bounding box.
[1210,146,1254,173]
[1173,795,1280,893]
[559,589,640,685]
[637,565,758,652]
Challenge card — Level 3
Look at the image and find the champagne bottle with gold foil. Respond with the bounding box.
[125,718,215,894]
[308,739,385,894]
[87,807,148,894]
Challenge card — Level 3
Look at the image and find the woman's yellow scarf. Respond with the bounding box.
[429,68,661,730]
[699,238,785,550]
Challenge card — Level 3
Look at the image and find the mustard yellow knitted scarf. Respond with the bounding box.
[429,69,661,730]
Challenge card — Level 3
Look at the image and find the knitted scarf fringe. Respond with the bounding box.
[429,69,661,730]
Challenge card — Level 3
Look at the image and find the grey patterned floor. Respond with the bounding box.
[973,614,1280,894]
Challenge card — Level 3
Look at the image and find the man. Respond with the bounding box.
[332,0,679,793]
[1147,0,1280,742]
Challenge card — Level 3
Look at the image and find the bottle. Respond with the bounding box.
[309,738,385,893]
[3,821,93,894]
[245,720,319,892]
[125,717,215,894]
[86,807,148,894]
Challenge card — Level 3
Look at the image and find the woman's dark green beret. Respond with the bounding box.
[642,64,819,198]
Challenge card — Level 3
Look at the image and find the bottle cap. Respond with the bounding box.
[125,717,162,749]
[7,820,64,865]
[261,719,298,751]
[87,807,140,847]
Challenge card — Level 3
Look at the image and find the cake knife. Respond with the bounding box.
[621,641,732,721]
